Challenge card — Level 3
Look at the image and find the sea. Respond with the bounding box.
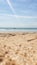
[0,27,37,32]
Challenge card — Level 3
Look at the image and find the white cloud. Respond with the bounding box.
[0,14,37,28]
[6,0,16,15]
[6,0,18,18]
[0,14,37,18]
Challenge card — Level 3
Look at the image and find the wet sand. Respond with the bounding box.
[0,32,37,65]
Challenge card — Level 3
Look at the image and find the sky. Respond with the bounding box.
[0,0,37,28]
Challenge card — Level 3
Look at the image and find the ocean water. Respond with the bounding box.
[0,28,37,32]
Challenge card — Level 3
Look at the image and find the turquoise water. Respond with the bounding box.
[0,28,37,32]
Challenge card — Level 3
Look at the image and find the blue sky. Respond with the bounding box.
[0,0,37,27]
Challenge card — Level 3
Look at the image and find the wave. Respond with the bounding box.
[0,27,37,32]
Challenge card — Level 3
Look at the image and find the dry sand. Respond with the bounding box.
[0,32,37,65]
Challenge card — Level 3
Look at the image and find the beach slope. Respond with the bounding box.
[0,32,37,65]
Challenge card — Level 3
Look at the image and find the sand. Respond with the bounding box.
[0,32,37,65]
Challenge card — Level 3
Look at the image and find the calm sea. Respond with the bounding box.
[0,28,37,32]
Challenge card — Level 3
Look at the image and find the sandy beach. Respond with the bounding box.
[0,32,37,65]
